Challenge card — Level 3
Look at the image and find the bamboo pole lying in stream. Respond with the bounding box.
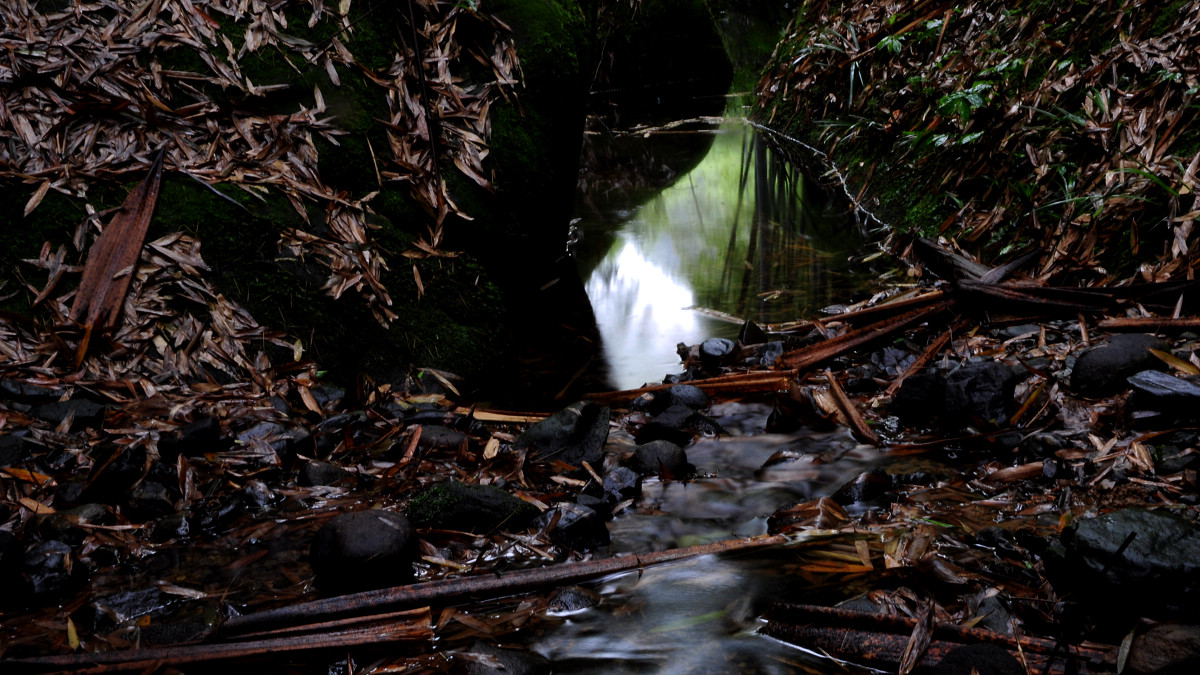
[219,533,793,636]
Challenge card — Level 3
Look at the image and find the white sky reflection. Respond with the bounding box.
[586,240,699,390]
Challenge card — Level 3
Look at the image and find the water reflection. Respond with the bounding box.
[577,121,871,390]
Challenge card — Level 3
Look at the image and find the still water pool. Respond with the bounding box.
[576,119,878,390]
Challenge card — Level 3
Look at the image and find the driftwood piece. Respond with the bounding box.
[221,533,792,635]
[763,603,1109,675]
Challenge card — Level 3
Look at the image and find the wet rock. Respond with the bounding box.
[453,641,552,675]
[514,401,610,467]
[21,540,80,601]
[630,440,691,478]
[125,481,178,521]
[1128,370,1200,420]
[931,643,1023,675]
[157,415,223,460]
[1070,333,1165,397]
[193,494,243,531]
[313,412,357,457]
[699,337,735,370]
[575,493,612,520]
[33,504,114,545]
[895,362,1019,430]
[309,383,345,410]
[537,502,609,550]
[943,362,1019,427]
[1019,431,1068,458]
[0,432,38,467]
[416,424,470,451]
[547,586,599,613]
[870,346,916,376]
[150,514,191,542]
[29,397,108,431]
[239,479,276,509]
[636,403,721,446]
[310,509,418,592]
[738,319,769,345]
[236,421,312,463]
[408,480,539,533]
[603,466,641,502]
[79,587,177,633]
[831,468,894,508]
[662,384,709,412]
[83,444,148,504]
[299,460,352,486]
[1058,508,1200,617]
[1125,623,1200,675]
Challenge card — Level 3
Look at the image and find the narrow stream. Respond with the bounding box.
[522,70,895,671]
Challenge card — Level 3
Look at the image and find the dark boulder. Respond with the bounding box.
[630,440,691,478]
[894,362,1019,430]
[1070,333,1165,397]
[408,480,539,534]
[943,362,1019,427]
[1056,508,1200,618]
[310,509,418,592]
[514,401,610,467]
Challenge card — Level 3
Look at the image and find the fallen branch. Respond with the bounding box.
[221,533,793,635]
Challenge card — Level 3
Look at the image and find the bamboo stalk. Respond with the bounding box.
[4,608,431,674]
[220,534,791,636]
[764,603,1109,675]
[781,302,951,371]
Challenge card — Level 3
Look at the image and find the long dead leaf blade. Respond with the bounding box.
[69,149,165,365]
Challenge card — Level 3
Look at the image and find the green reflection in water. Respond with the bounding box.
[579,120,875,389]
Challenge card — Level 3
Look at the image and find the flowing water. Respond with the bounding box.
[521,86,899,670]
